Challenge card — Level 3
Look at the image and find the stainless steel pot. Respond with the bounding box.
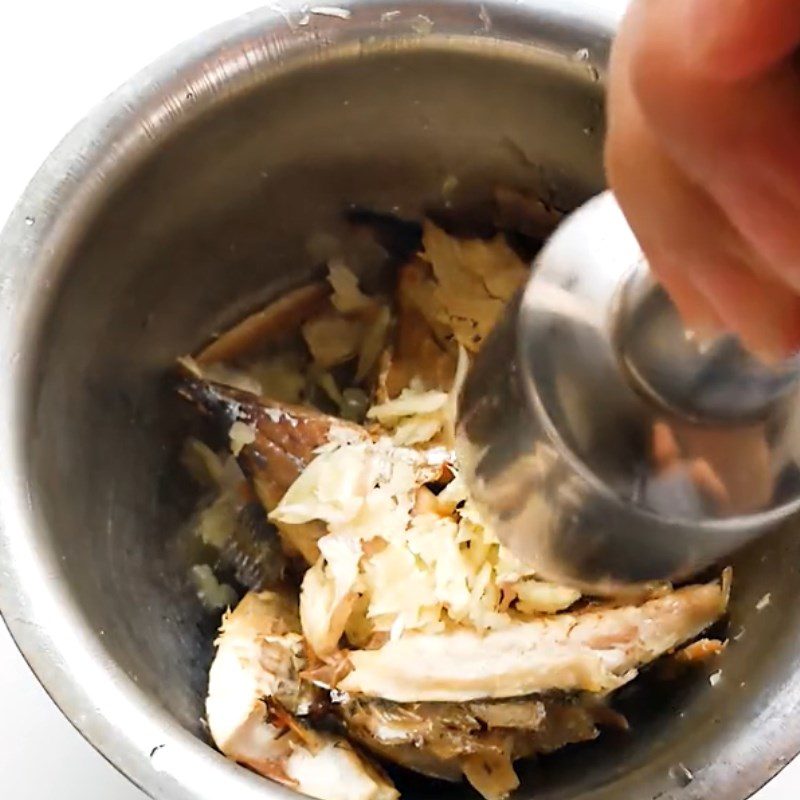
[0,2,798,800]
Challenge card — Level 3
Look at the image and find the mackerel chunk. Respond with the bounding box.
[178,377,365,563]
[337,693,614,783]
[338,580,728,702]
[206,590,397,800]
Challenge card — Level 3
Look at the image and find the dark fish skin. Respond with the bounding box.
[177,378,340,508]
[345,208,423,270]
[216,502,287,591]
[177,377,364,563]
[335,694,615,782]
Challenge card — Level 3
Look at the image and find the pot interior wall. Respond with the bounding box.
[27,42,800,800]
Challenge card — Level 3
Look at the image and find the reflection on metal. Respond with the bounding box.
[458,192,800,592]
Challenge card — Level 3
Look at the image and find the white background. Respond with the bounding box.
[0,1,797,798]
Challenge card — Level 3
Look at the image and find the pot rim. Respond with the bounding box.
[1,2,794,800]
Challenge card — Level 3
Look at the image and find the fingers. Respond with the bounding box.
[607,10,800,359]
[627,2,800,294]
[688,253,800,361]
[606,65,722,337]
[608,0,800,358]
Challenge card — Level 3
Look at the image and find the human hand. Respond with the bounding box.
[606,0,800,361]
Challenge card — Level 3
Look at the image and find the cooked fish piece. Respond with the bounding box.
[206,590,397,800]
[177,378,355,507]
[418,221,528,354]
[180,436,288,590]
[338,580,728,702]
[205,591,317,746]
[206,590,627,800]
[281,733,398,800]
[184,382,727,699]
[377,219,530,401]
[215,502,288,591]
[338,718,463,782]
[376,260,458,401]
[461,750,521,800]
[197,282,330,366]
[336,694,611,783]
[178,377,366,563]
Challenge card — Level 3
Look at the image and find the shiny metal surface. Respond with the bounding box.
[458,191,800,590]
[0,3,798,800]
[616,259,800,423]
